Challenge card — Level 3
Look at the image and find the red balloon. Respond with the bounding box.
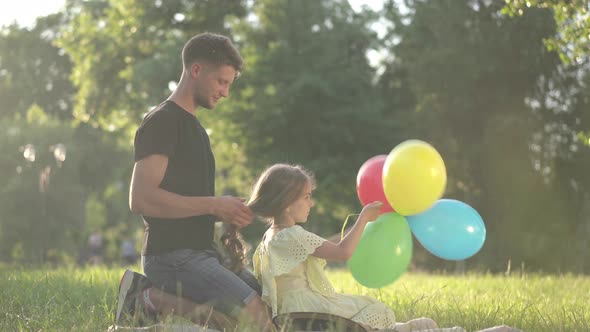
[356,155,395,214]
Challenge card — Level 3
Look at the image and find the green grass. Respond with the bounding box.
[1,265,589,331]
[329,270,590,332]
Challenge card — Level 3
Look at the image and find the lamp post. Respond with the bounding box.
[21,143,66,192]
[20,143,67,262]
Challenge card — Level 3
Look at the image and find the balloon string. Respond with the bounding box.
[341,214,360,240]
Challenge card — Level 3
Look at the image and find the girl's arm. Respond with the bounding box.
[311,201,382,261]
[325,213,359,243]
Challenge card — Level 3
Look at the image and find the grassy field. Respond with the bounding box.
[1,265,589,331]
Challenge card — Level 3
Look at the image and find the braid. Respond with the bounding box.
[220,225,249,273]
[220,164,315,272]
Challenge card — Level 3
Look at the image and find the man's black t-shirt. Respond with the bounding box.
[134,100,216,256]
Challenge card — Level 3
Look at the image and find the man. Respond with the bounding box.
[125,32,272,330]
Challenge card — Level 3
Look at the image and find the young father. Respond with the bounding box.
[128,32,272,331]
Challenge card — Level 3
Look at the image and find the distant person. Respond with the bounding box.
[121,238,138,265]
[86,231,104,266]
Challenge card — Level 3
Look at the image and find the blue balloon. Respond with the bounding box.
[407,199,486,260]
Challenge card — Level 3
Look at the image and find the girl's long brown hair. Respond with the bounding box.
[222,164,315,272]
[248,164,315,223]
[220,224,248,273]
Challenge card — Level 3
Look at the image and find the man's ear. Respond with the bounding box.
[190,62,203,78]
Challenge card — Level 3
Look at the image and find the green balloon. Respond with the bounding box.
[348,212,413,288]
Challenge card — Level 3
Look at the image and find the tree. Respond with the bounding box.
[205,0,392,237]
[0,10,142,263]
[526,63,590,272]
[56,0,247,134]
[0,14,75,120]
[381,0,578,271]
[503,0,590,147]
[504,0,590,271]
[0,107,128,263]
[503,0,590,65]
[55,0,260,248]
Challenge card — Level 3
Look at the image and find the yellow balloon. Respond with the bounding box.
[382,140,446,216]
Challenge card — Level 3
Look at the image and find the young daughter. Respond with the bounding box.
[236,163,519,332]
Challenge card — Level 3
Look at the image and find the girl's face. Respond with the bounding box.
[284,180,315,224]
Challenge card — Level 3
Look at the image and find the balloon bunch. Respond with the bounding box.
[348,140,486,288]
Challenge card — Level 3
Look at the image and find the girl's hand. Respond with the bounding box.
[359,201,383,223]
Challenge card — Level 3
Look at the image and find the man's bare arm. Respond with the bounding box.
[129,154,252,226]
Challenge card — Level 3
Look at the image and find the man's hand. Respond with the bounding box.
[212,196,254,228]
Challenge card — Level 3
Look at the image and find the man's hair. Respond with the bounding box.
[182,32,243,75]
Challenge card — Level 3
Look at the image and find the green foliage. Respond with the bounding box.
[503,0,590,65]
[0,108,131,264]
[0,0,589,274]
[206,0,394,236]
[25,104,49,125]
[380,0,590,272]
[0,14,75,120]
[0,111,81,263]
[56,0,247,132]
[503,0,590,271]
[85,193,107,231]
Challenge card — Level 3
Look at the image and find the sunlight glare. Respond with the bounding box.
[0,0,66,28]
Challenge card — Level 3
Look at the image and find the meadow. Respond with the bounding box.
[1,266,588,331]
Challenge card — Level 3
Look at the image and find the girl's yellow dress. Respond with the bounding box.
[253,225,397,330]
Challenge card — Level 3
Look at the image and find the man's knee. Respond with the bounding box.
[243,295,264,311]
[243,295,270,318]
[242,296,274,331]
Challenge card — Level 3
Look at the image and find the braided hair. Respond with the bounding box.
[220,164,315,272]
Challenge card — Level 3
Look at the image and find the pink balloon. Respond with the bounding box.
[356,155,395,214]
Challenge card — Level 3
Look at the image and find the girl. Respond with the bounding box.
[233,163,519,332]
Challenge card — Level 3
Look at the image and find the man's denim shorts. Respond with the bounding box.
[143,249,261,317]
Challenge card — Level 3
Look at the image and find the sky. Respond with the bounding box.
[0,0,383,28]
[0,0,67,28]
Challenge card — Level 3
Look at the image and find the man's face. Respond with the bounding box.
[193,63,236,110]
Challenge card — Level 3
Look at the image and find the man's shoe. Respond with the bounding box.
[115,269,154,326]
